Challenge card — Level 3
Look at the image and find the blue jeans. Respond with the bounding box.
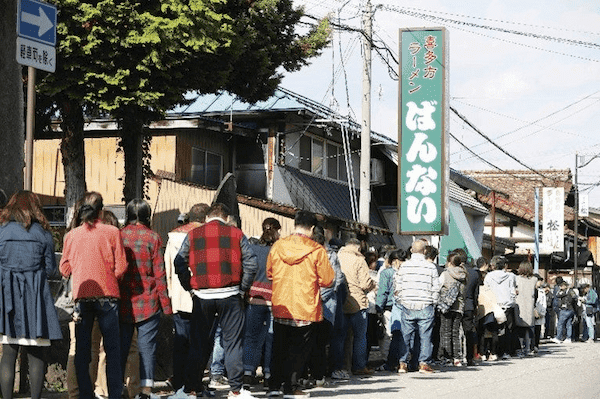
[344,309,368,371]
[121,313,160,388]
[75,299,121,399]
[210,325,225,377]
[400,305,435,365]
[556,309,575,341]
[243,304,273,377]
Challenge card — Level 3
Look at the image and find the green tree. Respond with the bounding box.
[38,0,329,204]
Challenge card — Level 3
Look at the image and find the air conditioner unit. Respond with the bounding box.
[370,158,385,186]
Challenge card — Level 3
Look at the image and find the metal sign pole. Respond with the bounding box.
[24,66,36,191]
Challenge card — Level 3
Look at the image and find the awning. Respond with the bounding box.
[439,200,483,265]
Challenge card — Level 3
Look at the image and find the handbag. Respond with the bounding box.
[437,281,460,314]
[54,277,75,323]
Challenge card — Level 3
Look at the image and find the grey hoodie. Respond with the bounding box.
[484,269,517,308]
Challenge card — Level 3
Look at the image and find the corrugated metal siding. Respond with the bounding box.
[151,178,294,246]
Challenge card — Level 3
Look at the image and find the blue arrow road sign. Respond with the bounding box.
[18,0,57,46]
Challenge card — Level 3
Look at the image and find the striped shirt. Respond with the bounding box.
[394,253,440,310]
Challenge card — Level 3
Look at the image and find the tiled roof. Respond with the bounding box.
[461,169,573,223]
[278,165,387,229]
[448,180,488,215]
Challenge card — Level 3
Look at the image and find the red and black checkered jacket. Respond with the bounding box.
[119,224,172,323]
[187,219,245,290]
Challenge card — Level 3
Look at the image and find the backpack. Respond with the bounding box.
[438,280,460,314]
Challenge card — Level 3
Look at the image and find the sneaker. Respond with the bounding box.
[551,338,562,344]
[282,391,310,399]
[228,389,257,399]
[168,388,195,399]
[331,370,350,380]
[315,378,329,387]
[587,339,595,343]
[501,353,511,360]
[352,367,373,376]
[418,363,435,374]
[398,362,408,373]
[267,391,282,398]
[242,375,254,390]
[453,359,463,367]
[564,339,572,344]
[209,376,230,390]
[488,354,498,361]
[480,354,487,361]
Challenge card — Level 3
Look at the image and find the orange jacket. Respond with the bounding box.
[267,234,334,322]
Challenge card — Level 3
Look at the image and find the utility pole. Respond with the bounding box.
[574,152,579,286]
[359,0,372,225]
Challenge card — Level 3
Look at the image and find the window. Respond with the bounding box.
[191,147,222,187]
[297,135,349,181]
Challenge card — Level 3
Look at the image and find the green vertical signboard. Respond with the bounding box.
[398,28,449,235]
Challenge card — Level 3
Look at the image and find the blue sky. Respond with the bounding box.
[282,0,600,206]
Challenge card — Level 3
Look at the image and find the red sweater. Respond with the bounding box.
[60,221,128,300]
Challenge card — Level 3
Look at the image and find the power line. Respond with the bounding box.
[450,106,554,180]
[382,6,600,50]
[451,91,600,157]
[390,5,600,37]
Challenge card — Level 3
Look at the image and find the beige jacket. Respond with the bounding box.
[338,245,376,314]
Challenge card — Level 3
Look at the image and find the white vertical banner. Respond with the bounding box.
[542,187,564,252]
[579,193,589,217]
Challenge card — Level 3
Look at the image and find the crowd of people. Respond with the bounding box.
[0,190,598,399]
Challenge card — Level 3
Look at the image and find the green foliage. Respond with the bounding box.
[36,0,331,202]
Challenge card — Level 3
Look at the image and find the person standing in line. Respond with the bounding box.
[119,199,173,399]
[376,250,405,371]
[308,224,345,386]
[395,240,440,374]
[533,282,549,352]
[242,217,282,389]
[552,280,578,343]
[437,251,467,366]
[580,282,598,342]
[0,191,62,399]
[514,262,537,357]
[267,210,334,398]
[484,256,518,359]
[164,203,209,397]
[462,253,480,365]
[60,192,128,399]
[175,203,258,399]
[338,238,376,376]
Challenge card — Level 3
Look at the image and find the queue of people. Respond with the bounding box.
[0,190,598,399]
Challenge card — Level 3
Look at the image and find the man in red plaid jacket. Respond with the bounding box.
[175,203,258,399]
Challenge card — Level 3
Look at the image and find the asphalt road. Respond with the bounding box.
[38,339,600,399]
[237,340,600,399]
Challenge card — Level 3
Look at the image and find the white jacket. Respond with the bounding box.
[165,230,194,313]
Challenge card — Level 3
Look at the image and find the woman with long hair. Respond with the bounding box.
[0,191,62,399]
[437,251,467,366]
[119,199,172,399]
[243,217,281,389]
[60,191,128,399]
[515,261,538,356]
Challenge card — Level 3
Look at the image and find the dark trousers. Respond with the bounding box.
[461,310,476,361]
[500,307,518,356]
[189,294,245,392]
[308,320,332,380]
[171,312,192,391]
[271,322,316,394]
